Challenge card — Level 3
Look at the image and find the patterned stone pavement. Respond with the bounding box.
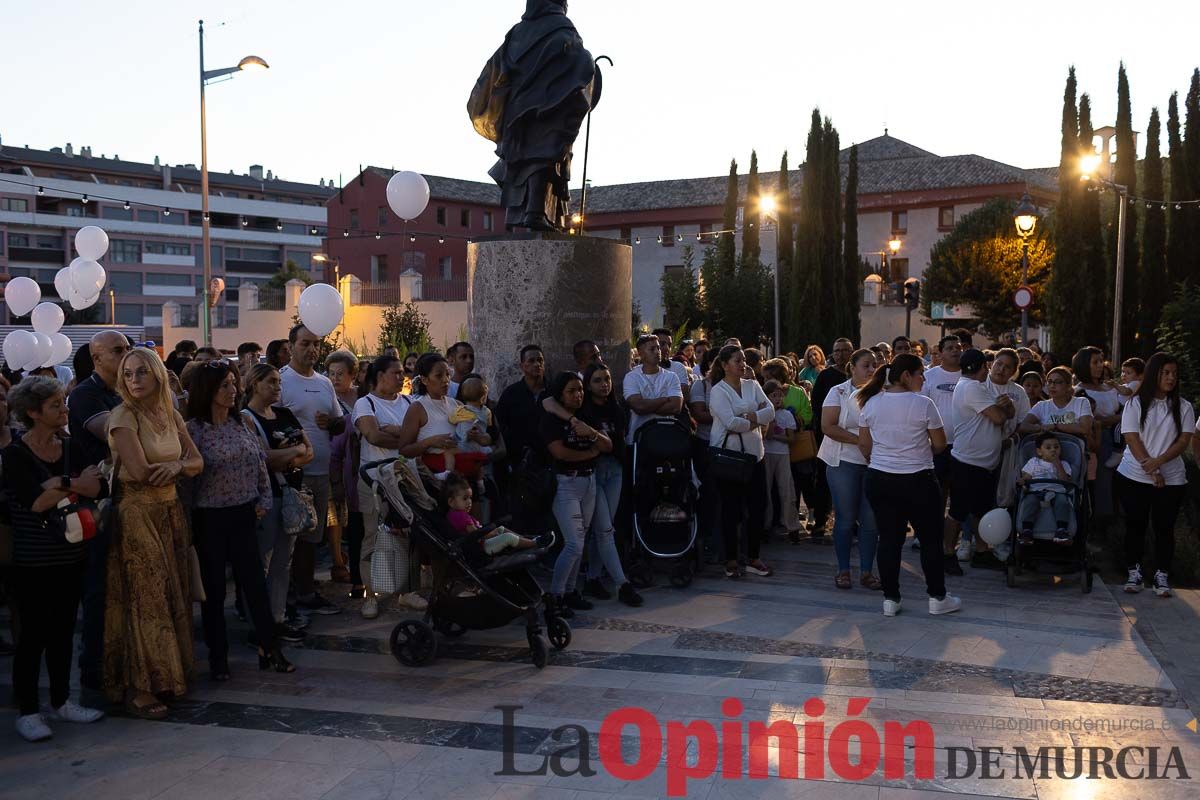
[2,537,1198,799]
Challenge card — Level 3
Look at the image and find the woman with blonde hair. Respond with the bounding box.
[797,346,826,387]
[104,348,203,719]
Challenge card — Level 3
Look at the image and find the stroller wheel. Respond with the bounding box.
[629,562,654,589]
[528,634,549,668]
[390,620,438,667]
[434,618,468,638]
[547,616,572,651]
[1005,563,1017,588]
[669,565,693,589]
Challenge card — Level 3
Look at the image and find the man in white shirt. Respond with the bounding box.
[945,349,1014,572]
[447,341,474,400]
[654,327,693,395]
[623,334,683,444]
[280,323,345,616]
[919,335,962,555]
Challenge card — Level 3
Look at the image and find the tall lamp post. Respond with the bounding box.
[1079,153,1128,367]
[1013,193,1040,344]
[759,195,780,350]
[198,19,268,346]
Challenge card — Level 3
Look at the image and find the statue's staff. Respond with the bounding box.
[577,54,612,236]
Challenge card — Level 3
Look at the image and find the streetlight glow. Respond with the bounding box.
[1080,153,1101,181]
[237,55,270,71]
[888,237,902,254]
[1013,193,1039,238]
[759,195,777,216]
[571,213,583,225]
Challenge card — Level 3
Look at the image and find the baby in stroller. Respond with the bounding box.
[443,473,544,555]
[1017,432,1073,545]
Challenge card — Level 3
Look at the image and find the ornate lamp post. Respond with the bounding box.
[1013,193,1040,344]
[1079,153,1129,366]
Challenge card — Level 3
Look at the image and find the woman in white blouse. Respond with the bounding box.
[707,345,775,579]
[1018,366,1093,439]
[817,349,880,590]
[856,354,960,618]
[1116,353,1195,597]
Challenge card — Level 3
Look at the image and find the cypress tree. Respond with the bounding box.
[717,159,738,275]
[775,152,794,349]
[821,119,844,340]
[743,151,761,264]
[1109,63,1140,358]
[1183,69,1200,284]
[843,145,861,346]
[788,110,825,349]
[1049,68,1086,357]
[1166,93,1191,287]
[1078,94,1110,350]
[1140,107,1167,352]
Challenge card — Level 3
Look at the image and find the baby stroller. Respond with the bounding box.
[1003,434,1093,592]
[359,457,569,669]
[627,418,700,588]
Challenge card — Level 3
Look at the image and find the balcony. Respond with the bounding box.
[225,259,282,275]
[7,247,65,265]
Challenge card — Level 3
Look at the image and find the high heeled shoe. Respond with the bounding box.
[258,644,296,673]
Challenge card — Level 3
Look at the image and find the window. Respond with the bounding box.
[226,247,241,259]
[145,273,193,287]
[483,211,493,231]
[7,233,29,247]
[108,271,143,294]
[661,225,675,247]
[178,305,199,327]
[102,205,133,221]
[401,251,425,271]
[144,241,192,255]
[239,247,281,262]
[0,235,4,255]
[136,209,159,224]
[115,304,143,326]
[377,206,388,227]
[372,254,389,283]
[349,208,360,230]
[0,198,28,212]
[891,210,907,234]
[436,207,447,226]
[110,239,142,263]
[65,205,84,217]
[281,222,308,235]
[286,251,312,270]
[460,209,471,228]
[35,234,63,249]
[663,265,685,280]
[439,256,452,279]
[210,245,222,266]
[938,206,955,230]
[700,223,713,240]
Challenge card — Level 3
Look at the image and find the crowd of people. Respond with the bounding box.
[1,322,1197,743]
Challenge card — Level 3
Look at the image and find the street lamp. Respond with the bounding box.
[198,19,269,346]
[1080,152,1129,366]
[1012,193,1040,344]
[757,194,781,350]
[312,253,341,285]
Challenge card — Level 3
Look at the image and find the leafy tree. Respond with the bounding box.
[376,300,434,356]
[699,247,772,347]
[920,199,1054,337]
[1077,94,1110,350]
[743,151,761,264]
[1166,93,1192,287]
[661,245,702,331]
[266,259,314,290]
[843,144,861,345]
[717,160,738,275]
[1109,63,1139,357]
[1140,107,1168,352]
[631,299,644,339]
[1155,283,1200,404]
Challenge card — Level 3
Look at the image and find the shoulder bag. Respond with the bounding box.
[709,432,757,485]
[243,410,318,540]
[788,428,817,463]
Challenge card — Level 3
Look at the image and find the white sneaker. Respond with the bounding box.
[15,714,52,742]
[955,537,974,562]
[882,599,902,617]
[47,701,104,724]
[1124,565,1144,593]
[361,595,380,619]
[1153,570,1171,598]
[398,592,428,611]
[929,594,963,615]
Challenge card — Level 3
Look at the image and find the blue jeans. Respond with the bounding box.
[551,474,597,595]
[826,461,879,573]
[587,456,627,584]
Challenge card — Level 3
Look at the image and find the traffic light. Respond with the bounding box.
[903,278,920,310]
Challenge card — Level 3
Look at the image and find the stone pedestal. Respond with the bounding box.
[468,234,632,394]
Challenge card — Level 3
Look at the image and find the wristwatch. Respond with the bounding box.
[59,475,71,490]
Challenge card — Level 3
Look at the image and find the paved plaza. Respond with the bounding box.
[2,539,1198,799]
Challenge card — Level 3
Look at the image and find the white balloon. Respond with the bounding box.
[297,283,343,338]
[48,332,73,367]
[978,508,1013,547]
[54,267,73,302]
[385,171,431,221]
[69,287,96,311]
[3,330,36,370]
[31,302,65,335]
[70,259,106,296]
[4,276,41,317]
[27,332,53,371]
[75,226,110,260]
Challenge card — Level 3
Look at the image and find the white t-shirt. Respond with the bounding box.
[622,365,683,444]
[921,366,961,444]
[1117,396,1196,486]
[667,360,693,392]
[279,367,343,476]
[690,378,712,442]
[986,377,1030,440]
[1028,397,1092,428]
[1118,380,1140,407]
[817,379,867,468]
[1021,456,1073,493]
[353,393,413,466]
[764,407,796,456]
[1084,387,1120,420]
[951,378,1005,470]
[859,391,943,474]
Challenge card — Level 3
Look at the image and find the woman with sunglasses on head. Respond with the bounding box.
[857,354,959,617]
[187,362,293,680]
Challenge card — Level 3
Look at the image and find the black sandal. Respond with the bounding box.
[259,645,296,673]
[210,661,231,682]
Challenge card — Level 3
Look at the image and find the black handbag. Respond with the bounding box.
[709,432,757,485]
[512,446,557,508]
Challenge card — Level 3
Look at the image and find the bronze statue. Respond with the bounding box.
[468,0,602,232]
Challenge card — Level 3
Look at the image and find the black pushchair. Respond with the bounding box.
[1003,434,1093,592]
[359,457,570,669]
[626,418,700,588]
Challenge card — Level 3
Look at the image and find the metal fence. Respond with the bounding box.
[357,278,468,305]
[257,287,286,310]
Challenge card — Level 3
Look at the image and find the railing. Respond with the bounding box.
[257,287,286,310]
[357,277,468,305]
[417,278,468,302]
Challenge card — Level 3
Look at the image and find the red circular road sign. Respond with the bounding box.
[1013,285,1034,310]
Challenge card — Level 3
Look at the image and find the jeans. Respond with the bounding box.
[291,475,330,597]
[346,510,365,586]
[12,562,85,715]
[865,469,946,602]
[77,526,110,684]
[1017,491,1072,531]
[586,456,627,584]
[195,504,276,666]
[551,474,597,595]
[1117,475,1185,572]
[256,498,295,623]
[763,452,800,534]
[826,461,879,573]
[718,459,767,562]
